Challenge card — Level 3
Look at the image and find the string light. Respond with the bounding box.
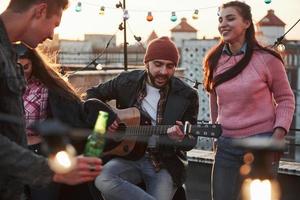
[115,1,122,8]
[146,11,154,22]
[48,144,77,174]
[276,43,285,52]
[170,11,177,22]
[123,9,130,20]
[72,1,219,23]
[134,35,142,42]
[99,6,105,15]
[192,9,199,20]
[75,1,82,12]
[118,23,124,31]
[264,0,272,4]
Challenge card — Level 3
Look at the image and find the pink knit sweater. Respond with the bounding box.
[210,51,295,138]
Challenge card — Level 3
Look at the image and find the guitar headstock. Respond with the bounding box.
[184,122,222,138]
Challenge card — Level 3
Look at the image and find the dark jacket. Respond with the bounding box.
[0,18,53,200]
[86,70,199,186]
[47,90,97,155]
[48,90,88,129]
[47,91,113,200]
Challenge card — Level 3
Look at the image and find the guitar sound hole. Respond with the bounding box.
[123,145,129,152]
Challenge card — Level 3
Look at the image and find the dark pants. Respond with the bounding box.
[26,143,60,200]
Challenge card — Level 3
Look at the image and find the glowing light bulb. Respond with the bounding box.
[99,6,105,16]
[277,43,285,52]
[48,144,76,174]
[96,63,103,70]
[56,151,72,168]
[146,11,153,22]
[170,11,177,22]
[123,10,129,20]
[242,178,281,200]
[264,0,272,4]
[192,9,199,20]
[75,2,82,12]
[250,179,271,200]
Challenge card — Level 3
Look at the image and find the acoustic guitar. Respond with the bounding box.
[102,107,222,160]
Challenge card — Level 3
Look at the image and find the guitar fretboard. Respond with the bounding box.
[125,125,171,136]
[115,123,222,138]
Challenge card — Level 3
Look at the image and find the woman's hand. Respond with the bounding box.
[272,127,286,140]
[272,127,286,162]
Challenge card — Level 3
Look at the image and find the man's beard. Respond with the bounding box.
[147,72,170,89]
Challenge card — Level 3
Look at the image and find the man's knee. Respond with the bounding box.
[94,173,117,192]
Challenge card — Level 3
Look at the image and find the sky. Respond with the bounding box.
[0,0,299,45]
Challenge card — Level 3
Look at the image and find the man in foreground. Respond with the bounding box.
[0,1,102,199]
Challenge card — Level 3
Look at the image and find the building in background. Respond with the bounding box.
[146,30,158,45]
[170,17,198,48]
[84,34,117,49]
[256,9,285,46]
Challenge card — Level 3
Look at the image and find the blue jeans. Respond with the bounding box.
[95,155,177,200]
[211,132,277,200]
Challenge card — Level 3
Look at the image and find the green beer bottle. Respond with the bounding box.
[84,111,108,157]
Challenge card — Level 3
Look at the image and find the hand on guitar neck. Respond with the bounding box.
[166,121,185,142]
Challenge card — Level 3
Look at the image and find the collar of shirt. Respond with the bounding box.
[222,42,247,56]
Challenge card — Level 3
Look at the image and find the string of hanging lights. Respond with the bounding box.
[74,0,277,22]
[73,1,218,22]
[264,0,272,4]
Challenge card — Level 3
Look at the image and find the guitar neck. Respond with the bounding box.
[114,107,221,138]
[120,124,221,138]
[125,125,171,137]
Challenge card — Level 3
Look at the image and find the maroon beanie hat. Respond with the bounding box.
[144,36,180,66]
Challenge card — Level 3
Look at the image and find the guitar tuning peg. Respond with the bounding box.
[184,121,191,135]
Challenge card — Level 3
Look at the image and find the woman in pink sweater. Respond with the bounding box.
[203,1,295,199]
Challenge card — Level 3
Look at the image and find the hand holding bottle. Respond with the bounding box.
[53,155,102,185]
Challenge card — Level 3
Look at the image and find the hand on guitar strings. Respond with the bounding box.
[107,118,124,142]
[167,121,185,142]
[107,119,120,133]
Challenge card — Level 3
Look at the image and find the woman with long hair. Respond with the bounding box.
[203,1,295,199]
[16,44,102,200]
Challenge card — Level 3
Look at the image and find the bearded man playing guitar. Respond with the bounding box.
[86,36,199,200]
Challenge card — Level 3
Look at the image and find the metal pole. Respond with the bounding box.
[123,0,128,71]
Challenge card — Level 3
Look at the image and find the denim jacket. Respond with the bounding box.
[0,18,53,200]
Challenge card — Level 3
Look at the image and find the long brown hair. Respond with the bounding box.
[203,1,283,92]
[22,48,80,102]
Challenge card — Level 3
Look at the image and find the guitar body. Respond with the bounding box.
[102,107,149,160]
